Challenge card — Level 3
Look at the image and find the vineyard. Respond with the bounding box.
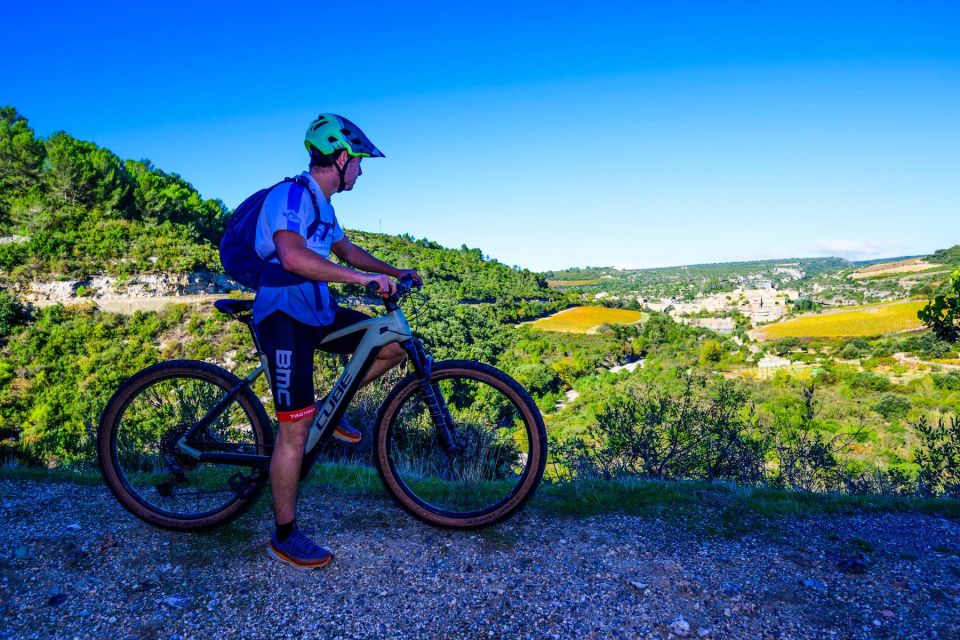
[758,299,927,339]
[529,306,646,333]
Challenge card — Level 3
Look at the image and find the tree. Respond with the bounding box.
[0,106,46,205]
[125,160,227,243]
[43,132,129,210]
[918,269,960,342]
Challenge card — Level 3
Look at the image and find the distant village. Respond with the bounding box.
[595,265,808,334]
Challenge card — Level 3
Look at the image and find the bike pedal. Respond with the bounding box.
[228,472,259,498]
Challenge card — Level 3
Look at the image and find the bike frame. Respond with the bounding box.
[175,296,444,470]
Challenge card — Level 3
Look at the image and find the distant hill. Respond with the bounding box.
[851,254,926,266]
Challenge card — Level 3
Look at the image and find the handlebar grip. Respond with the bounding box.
[367,280,380,292]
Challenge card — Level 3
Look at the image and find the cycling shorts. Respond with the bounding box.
[254,307,370,422]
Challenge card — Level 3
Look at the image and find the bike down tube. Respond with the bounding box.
[305,310,413,452]
[175,364,266,461]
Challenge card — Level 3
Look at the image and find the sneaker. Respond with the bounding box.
[332,417,362,444]
[267,528,333,570]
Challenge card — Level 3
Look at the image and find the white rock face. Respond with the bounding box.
[8,272,245,314]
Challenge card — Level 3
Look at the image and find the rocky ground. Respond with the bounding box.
[1,479,958,639]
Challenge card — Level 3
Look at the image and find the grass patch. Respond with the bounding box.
[5,464,959,531]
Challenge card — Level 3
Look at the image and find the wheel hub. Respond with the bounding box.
[160,423,199,474]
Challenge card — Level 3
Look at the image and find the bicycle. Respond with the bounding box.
[97,278,547,531]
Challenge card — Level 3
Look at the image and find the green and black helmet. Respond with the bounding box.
[304,113,384,159]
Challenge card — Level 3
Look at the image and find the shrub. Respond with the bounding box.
[849,371,891,392]
[553,375,767,483]
[932,371,960,392]
[874,394,911,420]
[698,339,722,365]
[0,290,28,340]
[914,416,960,498]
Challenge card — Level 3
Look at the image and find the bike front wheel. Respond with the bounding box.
[374,360,546,529]
[97,360,273,531]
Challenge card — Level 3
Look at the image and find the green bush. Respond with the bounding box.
[874,394,911,420]
[932,371,960,392]
[849,371,891,392]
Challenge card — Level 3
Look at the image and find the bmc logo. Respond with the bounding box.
[276,350,293,405]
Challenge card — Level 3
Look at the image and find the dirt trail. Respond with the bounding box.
[1,478,958,639]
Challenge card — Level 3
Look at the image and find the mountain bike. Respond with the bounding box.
[97,278,546,531]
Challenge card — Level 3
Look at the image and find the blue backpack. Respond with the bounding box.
[219,177,323,290]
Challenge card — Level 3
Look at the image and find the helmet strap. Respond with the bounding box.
[335,154,349,193]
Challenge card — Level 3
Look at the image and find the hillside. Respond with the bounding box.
[2,106,960,502]
[0,107,565,315]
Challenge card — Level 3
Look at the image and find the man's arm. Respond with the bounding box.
[274,231,397,293]
[332,237,421,285]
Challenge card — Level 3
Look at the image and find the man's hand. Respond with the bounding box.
[396,268,423,287]
[366,273,397,297]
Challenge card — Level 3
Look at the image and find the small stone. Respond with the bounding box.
[14,547,26,559]
[721,582,741,595]
[803,578,827,593]
[669,618,691,637]
[46,593,68,606]
[162,596,185,609]
[697,627,711,637]
[837,558,868,574]
[880,609,895,618]
[873,619,882,627]
[108,616,117,623]
[65,523,81,531]
[628,580,648,591]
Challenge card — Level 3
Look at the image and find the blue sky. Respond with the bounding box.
[3,1,958,271]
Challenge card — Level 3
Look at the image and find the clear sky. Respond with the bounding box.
[3,1,958,271]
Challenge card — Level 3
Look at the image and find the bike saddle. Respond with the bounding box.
[213,299,255,315]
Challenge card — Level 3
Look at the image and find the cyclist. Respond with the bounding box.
[254,113,421,569]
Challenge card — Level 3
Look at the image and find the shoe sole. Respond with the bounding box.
[266,544,333,570]
[333,430,362,444]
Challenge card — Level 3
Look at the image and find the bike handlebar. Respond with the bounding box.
[366,276,421,308]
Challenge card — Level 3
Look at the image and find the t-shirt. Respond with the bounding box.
[252,172,345,326]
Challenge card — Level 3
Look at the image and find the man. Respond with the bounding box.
[253,113,420,569]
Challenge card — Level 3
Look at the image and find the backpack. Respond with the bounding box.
[219,177,323,290]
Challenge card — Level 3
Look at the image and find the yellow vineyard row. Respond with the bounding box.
[759,300,926,339]
[530,306,646,333]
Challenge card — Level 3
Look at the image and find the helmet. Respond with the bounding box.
[304,113,384,158]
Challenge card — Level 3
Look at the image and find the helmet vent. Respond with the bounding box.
[351,138,363,145]
[328,136,338,143]
[341,128,352,136]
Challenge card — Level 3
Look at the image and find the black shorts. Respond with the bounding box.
[254,307,370,422]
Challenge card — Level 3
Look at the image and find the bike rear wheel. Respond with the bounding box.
[97,360,273,531]
[374,360,546,529]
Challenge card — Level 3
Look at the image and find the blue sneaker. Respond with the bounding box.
[267,528,333,570]
[332,417,362,444]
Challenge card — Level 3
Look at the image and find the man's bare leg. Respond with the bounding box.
[362,342,408,386]
[270,415,311,525]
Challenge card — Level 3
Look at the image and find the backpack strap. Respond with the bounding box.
[287,176,324,239]
[258,177,326,288]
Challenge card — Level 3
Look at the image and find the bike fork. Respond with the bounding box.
[402,339,463,456]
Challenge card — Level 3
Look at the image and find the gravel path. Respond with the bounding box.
[1,479,959,639]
